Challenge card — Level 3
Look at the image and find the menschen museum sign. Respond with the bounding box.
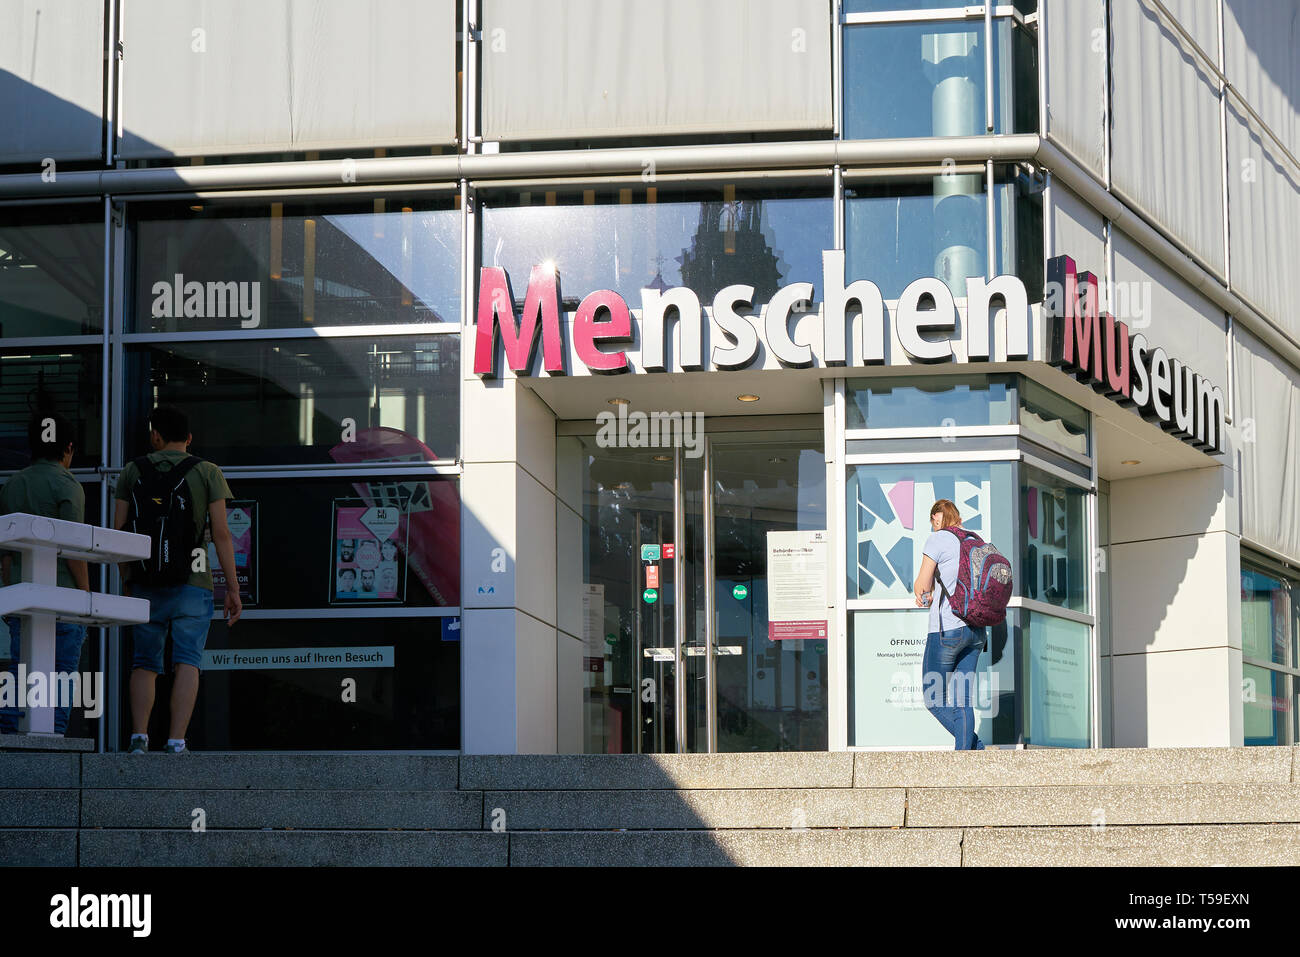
[1046,254,1225,454]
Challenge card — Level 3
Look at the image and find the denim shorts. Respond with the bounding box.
[130,584,215,673]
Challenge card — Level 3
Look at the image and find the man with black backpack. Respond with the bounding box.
[113,406,241,754]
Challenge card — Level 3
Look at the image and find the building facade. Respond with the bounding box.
[0,0,1297,753]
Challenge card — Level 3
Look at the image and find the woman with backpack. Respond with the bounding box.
[913,498,1002,751]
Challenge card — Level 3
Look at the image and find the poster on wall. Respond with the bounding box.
[210,500,258,606]
[849,471,994,600]
[329,499,408,605]
[1026,620,1089,747]
[329,426,461,606]
[851,609,996,748]
[767,530,828,640]
[582,583,606,671]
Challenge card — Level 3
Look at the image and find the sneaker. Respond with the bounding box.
[164,740,187,754]
[128,735,148,754]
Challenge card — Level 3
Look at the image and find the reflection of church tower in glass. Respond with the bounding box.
[677,193,782,305]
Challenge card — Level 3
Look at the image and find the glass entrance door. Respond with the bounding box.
[566,426,827,753]
[707,434,828,751]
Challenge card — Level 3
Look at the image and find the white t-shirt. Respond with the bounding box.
[923,528,964,634]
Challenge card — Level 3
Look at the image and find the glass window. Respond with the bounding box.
[1019,376,1089,455]
[991,19,1039,137]
[137,475,460,610]
[846,374,1016,430]
[1020,464,1089,613]
[845,21,987,141]
[1022,611,1090,747]
[123,335,459,465]
[0,347,102,470]
[846,460,1016,599]
[134,617,460,751]
[0,205,104,336]
[1242,664,1287,747]
[130,199,461,332]
[1241,566,1289,667]
[845,178,989,299]
[848,607,1015,747]
[480,185,832,309]
[991,163,1045,301]
[843,16,1037,139]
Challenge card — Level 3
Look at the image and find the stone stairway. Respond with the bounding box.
[3,747,1300,865]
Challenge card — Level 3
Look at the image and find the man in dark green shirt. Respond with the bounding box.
[0,412,90,735]
[114,406,241,754]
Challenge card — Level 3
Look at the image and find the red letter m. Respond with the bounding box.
[1046,255,1104,387]
[473,265,566,377]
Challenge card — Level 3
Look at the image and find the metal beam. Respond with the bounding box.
[0,135,1042,199]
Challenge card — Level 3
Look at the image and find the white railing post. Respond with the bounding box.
[0,513,151,736]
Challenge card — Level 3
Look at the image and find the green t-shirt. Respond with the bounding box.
[0,459,86,589]
[115,450,233,591]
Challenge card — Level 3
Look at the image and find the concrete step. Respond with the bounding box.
[0,733,93,752]
[0,788,78,827]
[508,828,963,866]
[80,829,508,866]
[460,752,854,789]
[483,788,904,829]
[962,824,1300,866]
[906,783,1300,827]
[0,829,76,866]
[856,746,1296,787]
[81,753,459,790]
[0,753,79,788]
[82,789,482,829]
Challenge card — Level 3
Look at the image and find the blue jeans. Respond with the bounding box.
[129,584,214,673]
[922,622,987,751]
[0,616,89,735]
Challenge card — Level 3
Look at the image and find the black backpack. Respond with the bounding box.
[127,455,203,586]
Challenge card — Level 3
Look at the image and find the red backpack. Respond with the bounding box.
[935,527,1013,627]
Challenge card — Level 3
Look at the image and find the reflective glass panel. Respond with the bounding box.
[0,346,102,470]
[132,617,460,751]
[0,206,104,336]
[124,335,459,465]
[1241,566,1289,667]
[845,179,989,299]
[481,186,831,309]
[1019,376,1089,455]
[1021,611,1090,747]
[137,475,460,610]
[1019,464,1089,613]
[846,374,1017,430]
[131,200,461,332]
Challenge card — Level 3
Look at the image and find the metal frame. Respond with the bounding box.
[841,6,1027,27]
[701,439,717,753]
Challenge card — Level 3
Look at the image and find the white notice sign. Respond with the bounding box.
[767,530,829,640]
[582,583,606,656]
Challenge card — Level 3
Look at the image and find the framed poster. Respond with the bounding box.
[210,500,258,606]
[329,499,409,605]
[766,529,828,640]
